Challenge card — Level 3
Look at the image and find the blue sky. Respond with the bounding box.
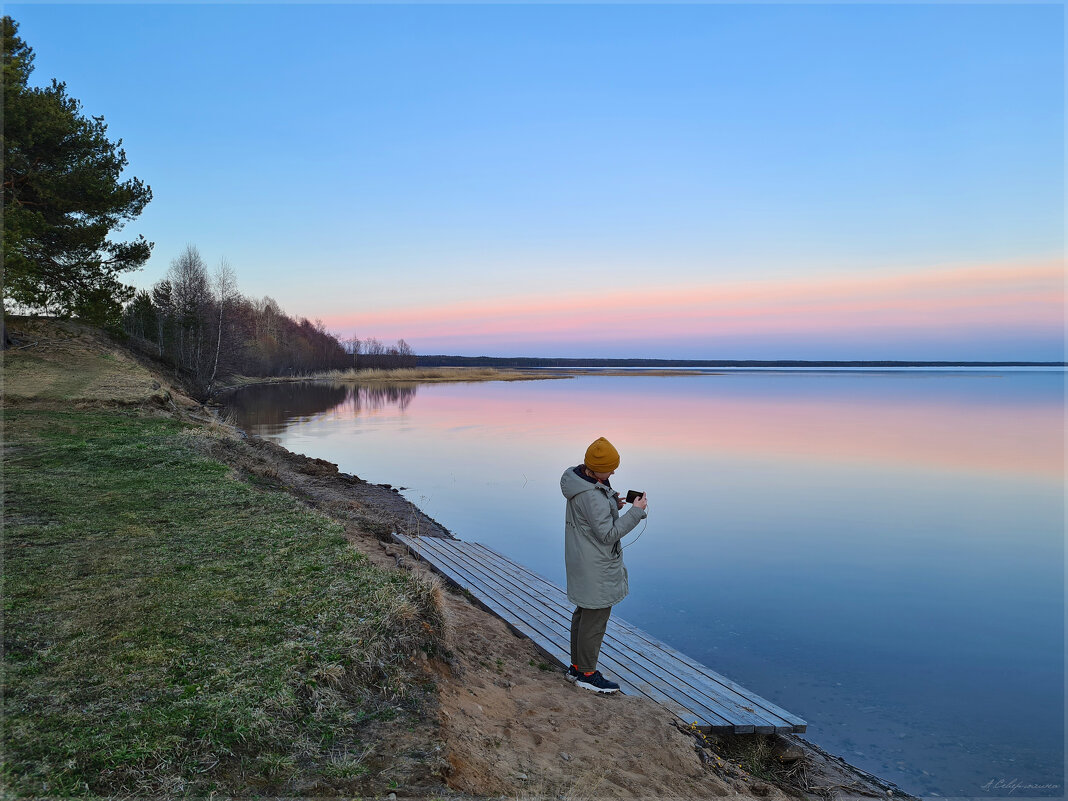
[9,3,1065,359]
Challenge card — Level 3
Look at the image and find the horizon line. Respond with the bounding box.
[415,355,1067,367]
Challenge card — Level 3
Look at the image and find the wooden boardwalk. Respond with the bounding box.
[393,533,807,735]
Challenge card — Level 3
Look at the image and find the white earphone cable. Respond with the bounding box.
[622,517,647,549]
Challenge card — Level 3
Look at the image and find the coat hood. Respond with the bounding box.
[560,465,612,501]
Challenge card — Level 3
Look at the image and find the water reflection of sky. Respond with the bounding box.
[225,371,1064,798]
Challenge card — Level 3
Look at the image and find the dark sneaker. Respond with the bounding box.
[575,670,620,694]
[565,665,581,683]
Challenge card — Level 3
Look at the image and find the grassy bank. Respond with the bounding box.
[3,408,445,796]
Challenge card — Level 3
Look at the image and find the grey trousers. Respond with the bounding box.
[570,605,612,673]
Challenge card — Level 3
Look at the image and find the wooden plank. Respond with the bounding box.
[395,533,806,734]
[437,540,765,731]
[409,536,782,733]
[468,540,806,732]
[466,542,801,729]
[396,536,574,672]
[412,535,711,723]
[460,542,783,732]
[415,537,574,651]
[412,538,708,723]
[410,537,732,729]
[408,536,720,727]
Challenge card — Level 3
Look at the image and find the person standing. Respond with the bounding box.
[560,437,648,693]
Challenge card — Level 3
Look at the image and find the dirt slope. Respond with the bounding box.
[2,318,198,411]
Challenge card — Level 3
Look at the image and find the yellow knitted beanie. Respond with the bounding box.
[584,437,620,473]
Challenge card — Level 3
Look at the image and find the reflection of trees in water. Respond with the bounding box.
[355,383,417,412]
[222,381,418,433]
[223,382,349,432]
[329,383,417,418]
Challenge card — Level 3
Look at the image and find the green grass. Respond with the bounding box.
[3,409,444,796]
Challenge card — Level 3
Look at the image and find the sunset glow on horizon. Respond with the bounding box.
[12,3,1063,360]
[322,258,1065,359]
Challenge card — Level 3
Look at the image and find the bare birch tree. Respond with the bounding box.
[209,258,239,386]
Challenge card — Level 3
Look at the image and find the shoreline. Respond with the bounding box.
[212,367,572,391]
[216,414,916,799]
[211,366,722,395]
[208,397,918,799]
[3,317,919,800]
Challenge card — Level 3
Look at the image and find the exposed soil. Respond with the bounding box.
[3,317,918,801]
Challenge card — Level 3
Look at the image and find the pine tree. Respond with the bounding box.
[2,16,153,335]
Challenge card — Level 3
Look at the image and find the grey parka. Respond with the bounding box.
[561,465,647,609]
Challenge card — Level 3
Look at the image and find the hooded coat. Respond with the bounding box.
[561,465,647,609]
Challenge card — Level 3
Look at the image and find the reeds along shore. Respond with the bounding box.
[225,366,569,385]
[315,366,556,382]
[220,366,709,389]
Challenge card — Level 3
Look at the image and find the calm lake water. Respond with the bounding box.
[223,370,1065,798]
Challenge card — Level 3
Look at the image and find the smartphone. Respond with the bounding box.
[626,490,644,503]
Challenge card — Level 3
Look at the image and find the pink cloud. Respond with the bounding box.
[322,258,1064,346]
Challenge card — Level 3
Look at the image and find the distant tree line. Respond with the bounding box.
[123,245,415,392]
